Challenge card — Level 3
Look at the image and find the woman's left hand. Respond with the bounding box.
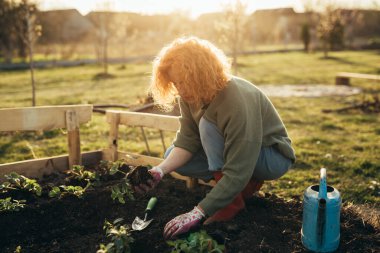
[163,206,205,239]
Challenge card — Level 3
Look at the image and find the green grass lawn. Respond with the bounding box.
[1,50,379,206]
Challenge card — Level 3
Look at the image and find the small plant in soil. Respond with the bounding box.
[111,181,134,204]
[98,160,130,177]
[1,172,42,196]
[126,165,153,187]
[0,197,26,212]
[97,218,134,253]
[48,181,91,199]
[66,165,98,182]
[167,230,225,253]
[98,160,136,204]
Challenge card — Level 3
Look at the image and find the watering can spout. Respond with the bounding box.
[319,168,327,200]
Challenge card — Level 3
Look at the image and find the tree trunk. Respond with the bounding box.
[323,41,328,58]
[27,16,36,106]
[232,16,239,75]
[103,37,108,75]
[4,44,13,64]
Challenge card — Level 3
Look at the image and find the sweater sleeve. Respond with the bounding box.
[173,99,202,154]
[199,96,264,216]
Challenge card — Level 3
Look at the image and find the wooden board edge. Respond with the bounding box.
[0,104,93,132]
[0,150,102,181]
[101,149,215,187]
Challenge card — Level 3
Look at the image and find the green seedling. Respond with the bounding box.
[107,160,130,176]
[99,160,135,204]
[167,230,225,253]
[48,186,61,198]
[0,197,26,212]
[97,218,134,253]
[66,165,98,182]
[111,180,135,204]
[60,185,87,198]
[49,181,91,199]
[98,160,132,177]
[2,172,42,196]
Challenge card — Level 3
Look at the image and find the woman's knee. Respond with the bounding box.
[253,146,292,181]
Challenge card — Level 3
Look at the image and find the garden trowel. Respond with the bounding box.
[132,197,157,231]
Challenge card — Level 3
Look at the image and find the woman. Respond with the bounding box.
[137,36,296,239]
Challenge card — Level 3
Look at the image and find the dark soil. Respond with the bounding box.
[127,166,153,187]
[0,166,379,253]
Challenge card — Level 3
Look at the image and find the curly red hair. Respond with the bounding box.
[149,37,231,110]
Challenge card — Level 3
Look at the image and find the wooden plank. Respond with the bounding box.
[0,151,102,180]
[107,112,120,161]
[102,150,162,166]
[336,72,380,81]
[102,150,215,188]
[0,105,92,132]
[106,110,180,132]
[66,110,81,168]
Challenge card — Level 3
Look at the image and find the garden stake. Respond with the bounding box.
[132,197,157,231]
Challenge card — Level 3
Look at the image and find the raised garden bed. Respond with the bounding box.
[0,161,378,253]
[0,105,378,253]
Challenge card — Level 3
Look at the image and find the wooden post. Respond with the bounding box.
[335,76,350,86]
[108,112,120,161]
[66,110,81,169]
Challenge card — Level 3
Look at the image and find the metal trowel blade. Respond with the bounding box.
[132,216,154,231]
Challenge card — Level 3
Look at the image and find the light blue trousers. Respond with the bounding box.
[165,117,292,182]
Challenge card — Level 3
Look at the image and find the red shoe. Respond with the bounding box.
[241,179,264,200]
[204,172,245,224]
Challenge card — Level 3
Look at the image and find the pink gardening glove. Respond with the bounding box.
[163,206,205,239]
[134,166,164,194]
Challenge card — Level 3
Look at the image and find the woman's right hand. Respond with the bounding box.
[134,166,164,194]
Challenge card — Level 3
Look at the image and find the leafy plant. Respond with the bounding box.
[99,160,130,176]
[97,218,134,253]
[167,230,225,253]
[0,197,26,212]
[14,245,22,253]
[48,186,61,198]
[48,181,91,199]
[99,160,135,204]
[1,172,42,196]
[66,165,98,182]
[109,161,126,176]
[111,181,135,204]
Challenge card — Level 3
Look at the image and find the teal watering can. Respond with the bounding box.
[301,168,341,252]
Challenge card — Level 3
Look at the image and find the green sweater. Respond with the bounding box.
[173,76,296,216]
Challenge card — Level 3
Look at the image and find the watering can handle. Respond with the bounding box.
[319,168,327,199]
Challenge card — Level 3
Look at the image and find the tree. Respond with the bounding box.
[301,0,318,52]
[0,0,18,63]
[317,4,345,58]
[92,0,116,78]
[301,23,311,52]
[17,0,41,106]
[216,0,247,75]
